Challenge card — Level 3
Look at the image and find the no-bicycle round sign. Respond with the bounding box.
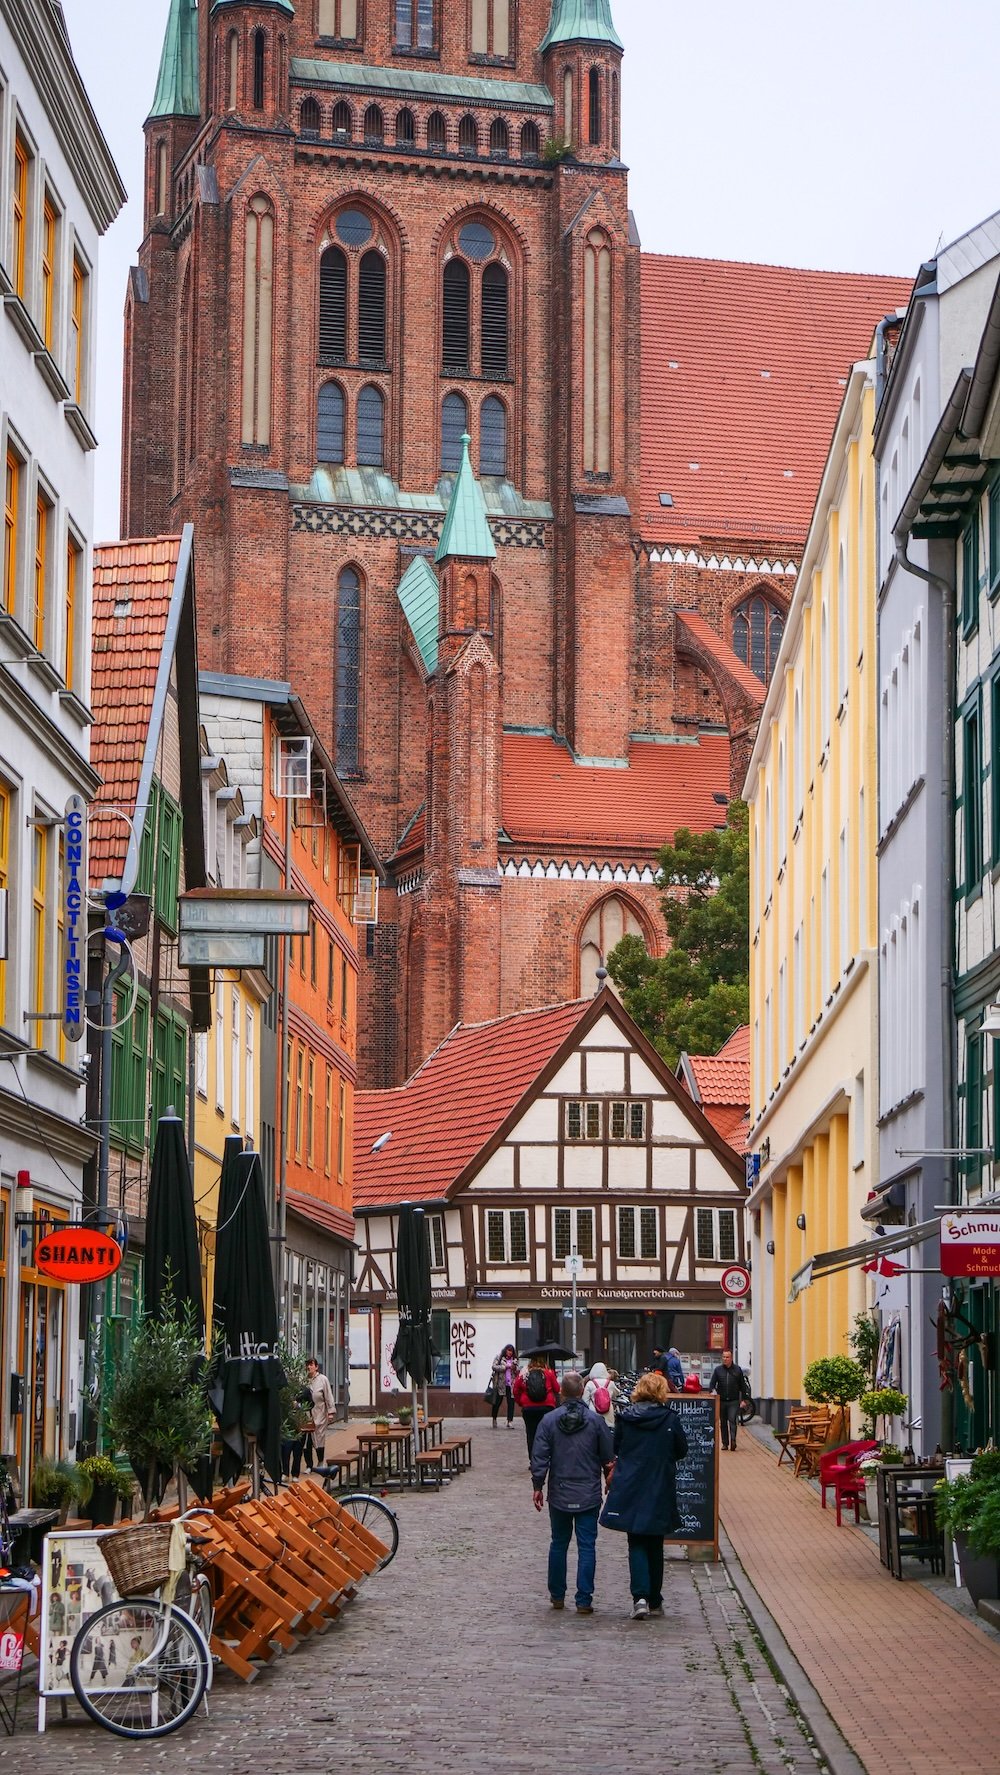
[720,1265,751,1300]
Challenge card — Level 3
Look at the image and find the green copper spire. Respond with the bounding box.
[540,0,623,53]
[435,436,497,564]
[149,0,200,119]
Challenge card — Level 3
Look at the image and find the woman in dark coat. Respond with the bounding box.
[599,1370,688,1619]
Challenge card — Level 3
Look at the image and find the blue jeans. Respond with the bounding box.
[627,1533,664,1608]
[548,1505,599,1607]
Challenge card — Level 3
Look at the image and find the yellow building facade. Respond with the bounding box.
[744,361,879,1422]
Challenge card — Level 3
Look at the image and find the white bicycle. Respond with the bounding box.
[70,1517,214,1738]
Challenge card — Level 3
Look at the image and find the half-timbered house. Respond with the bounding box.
[351,988,746,1413]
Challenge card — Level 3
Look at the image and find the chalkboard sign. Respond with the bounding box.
[665,1393,720,1557]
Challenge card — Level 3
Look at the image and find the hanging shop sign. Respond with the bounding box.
[63,794,86,1042]
[940,1211,1000,1278]
[34,1227,123,1283]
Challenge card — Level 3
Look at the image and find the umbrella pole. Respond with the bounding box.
[411,1383,420,1483]
[250,1437,261,1499]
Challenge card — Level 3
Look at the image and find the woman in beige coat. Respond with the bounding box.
[304,1356,336,1468]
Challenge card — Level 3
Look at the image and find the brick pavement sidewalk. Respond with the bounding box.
[720,1432,1000,1775]
[9,1420,831,1774]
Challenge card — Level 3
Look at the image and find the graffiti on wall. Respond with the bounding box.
[451,1319,477,1382]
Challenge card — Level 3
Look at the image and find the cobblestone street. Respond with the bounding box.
[9,1423,832,1774]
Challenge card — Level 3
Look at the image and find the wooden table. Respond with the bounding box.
[356,1429,414,1488]
[419,1417,444,1450]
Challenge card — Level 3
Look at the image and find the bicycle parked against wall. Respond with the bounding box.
[70,1515,214,1739]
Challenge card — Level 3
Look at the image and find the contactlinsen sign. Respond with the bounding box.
[940,1212,1000,1278]
[63,794,86,1042]
[34,1229,123,1284]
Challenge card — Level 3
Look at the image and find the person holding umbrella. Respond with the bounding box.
[514,1347,562,1459]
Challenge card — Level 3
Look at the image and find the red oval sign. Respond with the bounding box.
[34,1229,123,1284]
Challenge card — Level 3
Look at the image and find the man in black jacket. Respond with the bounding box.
[710,1349,747,1450]
[531,1373,614,1614]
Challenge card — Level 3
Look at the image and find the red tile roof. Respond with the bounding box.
[500,732,731,853]
[90,536,183,883]
[355,999,591,1207]
[686,1052,751,1109]
[703,1104,750,1153]
[639,255,913,549]
[287,1189,355,1245]
[716,1025,751,1061]
[674,612,767,706]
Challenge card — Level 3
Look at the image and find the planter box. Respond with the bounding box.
[955,1533,1000,1608]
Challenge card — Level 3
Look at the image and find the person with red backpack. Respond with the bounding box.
[514,1356,560,1458]
[583,1362,620,1426]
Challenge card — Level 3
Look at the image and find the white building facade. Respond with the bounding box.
[0,0,124,1481]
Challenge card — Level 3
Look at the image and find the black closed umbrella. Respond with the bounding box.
[391,1205,434,1388]
[144,1111,204,1336]
[209,1146,284,1487]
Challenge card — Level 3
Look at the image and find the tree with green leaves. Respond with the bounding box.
[606,801,749,1068]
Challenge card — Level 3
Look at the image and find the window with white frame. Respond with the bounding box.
[566,1100,601,1141]
[794,924,804,1049]
[609,1101,646,1141]
[838,542,848,702]
[553,1206,594,1262]
[215,984,225,1110]
[245,1005,255,1133]
[195,1031,208,1098]
[695,1207,738,1263]
[617,1205,657,1261]
[486,1207,528,1264]
[429,1212,446,1271]
[230,987,241,1125]
[839,826,849,976]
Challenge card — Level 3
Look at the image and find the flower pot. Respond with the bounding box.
[955,1533,1000,1608]
[375,1423,389,1437]
[88,1483,118,1529]
[863,1478,878,1523]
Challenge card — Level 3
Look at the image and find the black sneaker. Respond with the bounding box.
[549,1597,564,1610]
[575,1604,594,1615]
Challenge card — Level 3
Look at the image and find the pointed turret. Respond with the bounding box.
[148,0,201,120]
[435,435,497,565]
[540,0,623,53]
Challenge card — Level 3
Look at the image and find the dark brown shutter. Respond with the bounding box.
[481,263,508,379]
[319,247,348,362]
[358,251,386,363]
[442,260,470,372]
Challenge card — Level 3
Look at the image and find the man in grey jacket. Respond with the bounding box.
[531,1372,615,1614]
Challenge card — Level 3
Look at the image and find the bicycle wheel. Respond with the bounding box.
[337,1493,399,1568]
[70,1598,210,1738]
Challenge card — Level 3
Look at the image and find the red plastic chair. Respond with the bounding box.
[819,1439,878,1526]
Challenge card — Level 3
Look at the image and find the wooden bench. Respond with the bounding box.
[776,1407,834,1478]
[439,1437,472,1475]
[414,1450,448,1490]
[314,1451,363,1491]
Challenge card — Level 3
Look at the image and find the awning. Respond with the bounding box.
[789,1219,940,1302]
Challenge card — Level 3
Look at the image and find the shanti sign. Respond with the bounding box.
[34,1228,123,1284]
[940,1212,1000,1278]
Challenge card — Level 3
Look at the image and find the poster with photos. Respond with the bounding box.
[38,1530,120,1728]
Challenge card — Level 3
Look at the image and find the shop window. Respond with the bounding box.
[695,1208,738,1263]
[565,1100,601,1141]
[609,1101,646,1141]
[553,1207,594,1262]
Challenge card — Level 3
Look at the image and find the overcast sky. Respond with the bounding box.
[61,0,1000,541]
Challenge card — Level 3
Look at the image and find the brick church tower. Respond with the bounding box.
[123,0,909,1084]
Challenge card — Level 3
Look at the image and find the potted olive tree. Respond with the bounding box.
[936,1451,1000,1607]
[105,1300,214,1519]
[78,1456,136,1528]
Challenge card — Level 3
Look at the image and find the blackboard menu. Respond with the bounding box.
[665,1394,719,1549]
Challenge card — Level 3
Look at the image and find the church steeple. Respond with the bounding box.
[539,0,623,53]
[148,0,200,120]
[435,435,497,566]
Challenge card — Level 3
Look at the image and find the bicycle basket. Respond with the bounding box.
[98,1524,174,1598]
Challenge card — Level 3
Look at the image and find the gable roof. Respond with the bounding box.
[677,1026,750,1156]
[355,987,744,1210]
[500,731,730,853]
[639,253,912,550]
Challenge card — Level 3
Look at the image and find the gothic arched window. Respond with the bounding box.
[520,121,540,159]
[356,384,384,467]
[481,263,508,378]
[226,31,239,110]
[395,107,415,145]
[471,0,510,55]
[364,104,384,143]
[358,250,386,362]
[319,0,358,38]
[441,392,468,472]
[480,396,506,476]
[489,117,509,157]
[427,111,447,153]
[583,227,611,473]
[563,67,574,143]
[588,67,602,145]
[319,246,348,361]
[317,382,345,463]
[252,29,266,109]
[301,97,321,137]
[459,114,478,154]
[336,566,362,774]
[733,591,784,684]
[241,195,274,447]
[579,896,646,997]
[442,259,470,372]
[332,100,352,136]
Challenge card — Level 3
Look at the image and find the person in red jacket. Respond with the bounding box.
[514,1357,560,1459]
